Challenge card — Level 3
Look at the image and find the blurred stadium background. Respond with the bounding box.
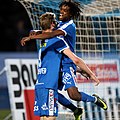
[0,0,120,120]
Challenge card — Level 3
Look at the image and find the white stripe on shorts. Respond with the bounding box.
[49,89,54,116]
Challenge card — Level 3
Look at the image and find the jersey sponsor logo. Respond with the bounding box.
[40,39,48,48]
[38,68,46,74]
[41,103,48,110]
[49,90,54,115]
[63,72,72,84]
[40,42,46,48]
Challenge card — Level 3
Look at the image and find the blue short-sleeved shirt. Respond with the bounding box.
[35,36,69,90]
[58,20,77,90]
[58,20,76,68]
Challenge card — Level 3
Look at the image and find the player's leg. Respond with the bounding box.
[58,92,83,111]
[58,92,83,120]
[34,88,58,119]
[62,66,108,111]
[58,92,78,111]
[67,87,108,110]
[62,66,95,102]
[58,67,83,120]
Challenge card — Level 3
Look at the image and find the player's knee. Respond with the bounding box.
[67,87,82,101]
[69,93,81,101]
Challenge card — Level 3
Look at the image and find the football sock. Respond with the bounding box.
[58,92,77,112]
[80,92,96,102]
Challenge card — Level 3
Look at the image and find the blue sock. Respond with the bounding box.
[80,92,96,103]
[58,92,77,112]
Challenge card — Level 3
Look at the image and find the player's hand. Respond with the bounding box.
[20,37,30,46]
[90,74,100,86]
[77,71,100,86]
[79,70,90,80]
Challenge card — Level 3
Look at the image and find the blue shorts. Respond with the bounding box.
[58,66,76,90]
[34,88,58,117]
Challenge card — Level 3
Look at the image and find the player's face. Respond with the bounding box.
[59,5,72,22]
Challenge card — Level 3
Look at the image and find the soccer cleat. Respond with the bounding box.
[93,94,108,110]
[74,107,84,120]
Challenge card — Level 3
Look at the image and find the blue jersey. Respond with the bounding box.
[35,36,69,90]
[58,20,76,53]
[57,20,77,90]
[58,20,76,69]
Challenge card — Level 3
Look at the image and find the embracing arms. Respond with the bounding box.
[20,30,65,46]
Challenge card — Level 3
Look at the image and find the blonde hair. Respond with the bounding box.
[39,12,56,30]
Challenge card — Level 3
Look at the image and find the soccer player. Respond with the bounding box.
[33,12,72,120]
[21,0,108,119]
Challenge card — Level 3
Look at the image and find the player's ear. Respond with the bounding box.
[51,22,56,29]
[50,23,54,30]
